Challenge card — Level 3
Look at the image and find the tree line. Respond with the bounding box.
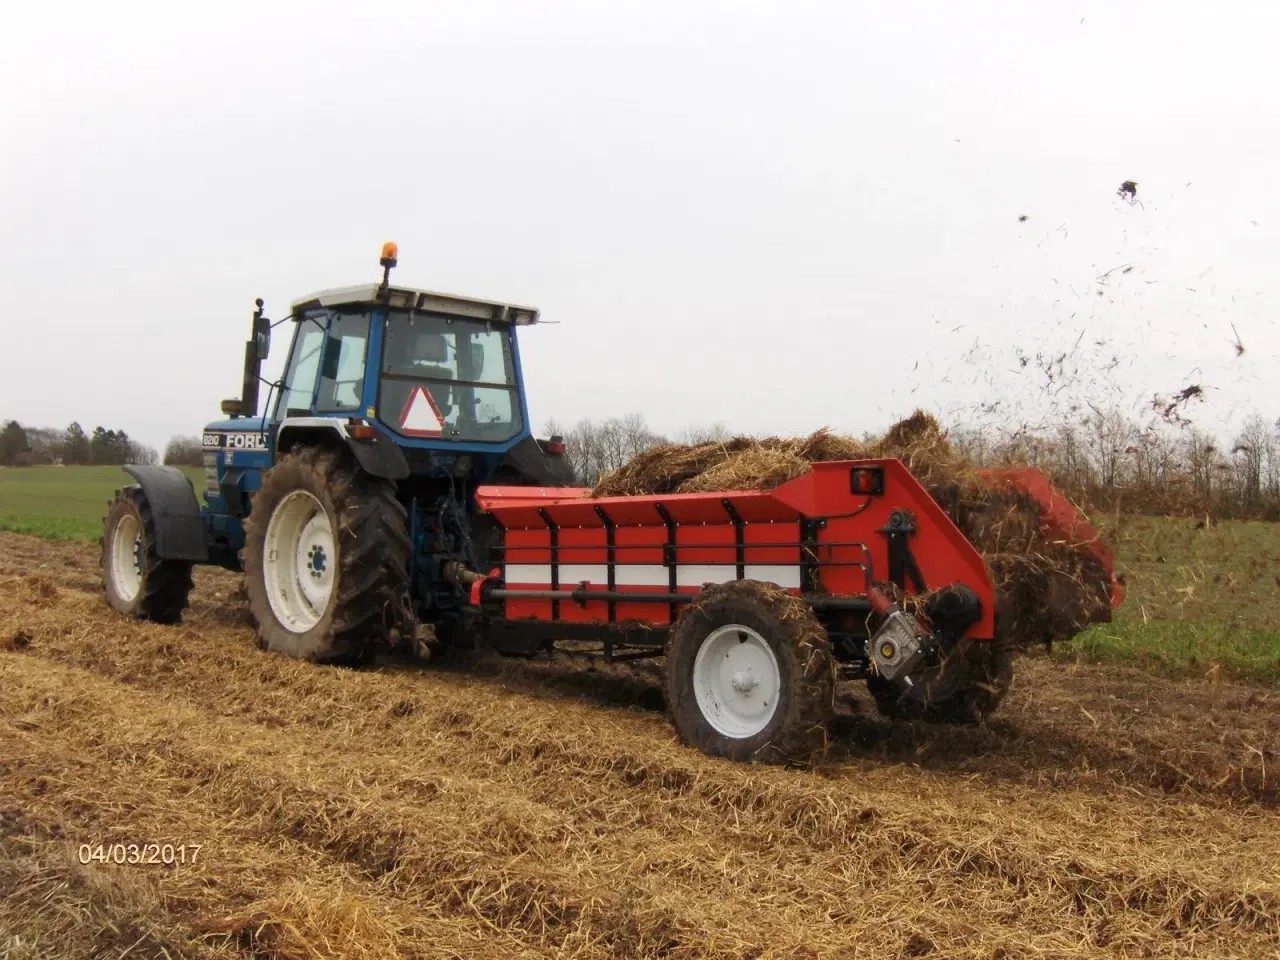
[546,409,1280,521]
[544,413,737,488]
[951,410,1280,520]
[0,420,159,467]
[7,409,1279,520]
[1,419,212,469]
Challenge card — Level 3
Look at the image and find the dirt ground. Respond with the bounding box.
[1,531,1278,959]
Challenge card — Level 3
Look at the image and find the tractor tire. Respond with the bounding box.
[234,548,257,630]
[244,448,410,664]
[101,486,194,624]
[866,636,1014,723]
[665,580,835,764]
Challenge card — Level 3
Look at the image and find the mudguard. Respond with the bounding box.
[348,430,410,480]
[122,465,209,561]
[276,419,410,481]
[499,436,576,486]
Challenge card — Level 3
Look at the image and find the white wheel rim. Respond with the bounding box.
[692,624,782,739]
[263,490,336,633]
[110,513,143,603]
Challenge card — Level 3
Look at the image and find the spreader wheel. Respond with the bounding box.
[866,636,1014,723]
[101,487,194,624]
[665,580,835,764]
[244,448,410,664]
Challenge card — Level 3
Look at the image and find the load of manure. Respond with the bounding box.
[590,412,1112,648]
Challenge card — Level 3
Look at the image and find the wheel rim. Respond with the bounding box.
[692,624,781,739]
[110,513,143,603]
[263,490,336,633]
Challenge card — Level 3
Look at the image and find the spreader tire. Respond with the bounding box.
[866,636,1014,723]
[244,448,409,664]
[666,580,835,764]
[101,487,194,624]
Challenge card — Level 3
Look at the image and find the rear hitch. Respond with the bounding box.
[440,559,488,589]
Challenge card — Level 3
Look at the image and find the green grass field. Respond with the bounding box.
[2,466,1278,683]
[1061,514,1280,684]
[0,465,203,542]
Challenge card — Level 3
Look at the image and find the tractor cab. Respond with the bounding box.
[216,244,540,449]
[274,277,538,448]
[194,244,573,570]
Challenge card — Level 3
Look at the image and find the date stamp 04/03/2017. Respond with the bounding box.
[77,843,202,866]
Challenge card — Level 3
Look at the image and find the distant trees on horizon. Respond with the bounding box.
[548,409,1280,521]
[5,408,1279,520]
[0,420,158,467]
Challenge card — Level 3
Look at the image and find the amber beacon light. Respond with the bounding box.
[378,241,399,288]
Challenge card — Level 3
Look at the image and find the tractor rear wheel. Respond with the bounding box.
[866,636,1014,723]
[665,580,835,764]
[244,448,410,664]
[101,487,194,624]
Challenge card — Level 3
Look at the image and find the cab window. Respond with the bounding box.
[316,312,370,412]
[277,323,325,417]
[379,310,523,442]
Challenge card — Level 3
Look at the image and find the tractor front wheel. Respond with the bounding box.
[244,448,410,664]
[665,580,835,764]
[101,487,194,624]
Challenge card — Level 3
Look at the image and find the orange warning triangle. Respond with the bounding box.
[398,385,444,437]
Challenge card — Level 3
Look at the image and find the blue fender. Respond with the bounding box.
[123,465,209,562]
[277,417,410,481]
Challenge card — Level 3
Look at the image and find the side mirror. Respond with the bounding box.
[242,298,270,418]
[254,314,271,360]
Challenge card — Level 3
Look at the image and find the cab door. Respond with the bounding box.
[275,321,327,420]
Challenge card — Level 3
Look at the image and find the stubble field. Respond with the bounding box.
[1,531,1278,958]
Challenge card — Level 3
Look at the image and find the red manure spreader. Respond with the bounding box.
[466,458,1118,762]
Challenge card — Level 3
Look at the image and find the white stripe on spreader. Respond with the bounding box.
[502,563,801,591]
[742,565,803,589]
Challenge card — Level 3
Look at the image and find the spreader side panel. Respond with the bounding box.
[771,459,996,639]
[477,459,996,639]
[497,514,806,625]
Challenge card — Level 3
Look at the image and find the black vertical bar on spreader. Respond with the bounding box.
[721,499,745,580]
[798,514,817,593]
[902,538,926,593]
[885,530,925,592]
[654,502,678,622]
[593,503,616,623]
[538,507,559,620]
[489,514,506,569]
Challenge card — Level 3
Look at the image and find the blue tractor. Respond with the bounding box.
[101,243,574,661]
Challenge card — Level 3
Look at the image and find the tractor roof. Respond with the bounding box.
[290,283,540,325]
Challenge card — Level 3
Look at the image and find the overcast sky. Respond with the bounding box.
[2,1,1276,452]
